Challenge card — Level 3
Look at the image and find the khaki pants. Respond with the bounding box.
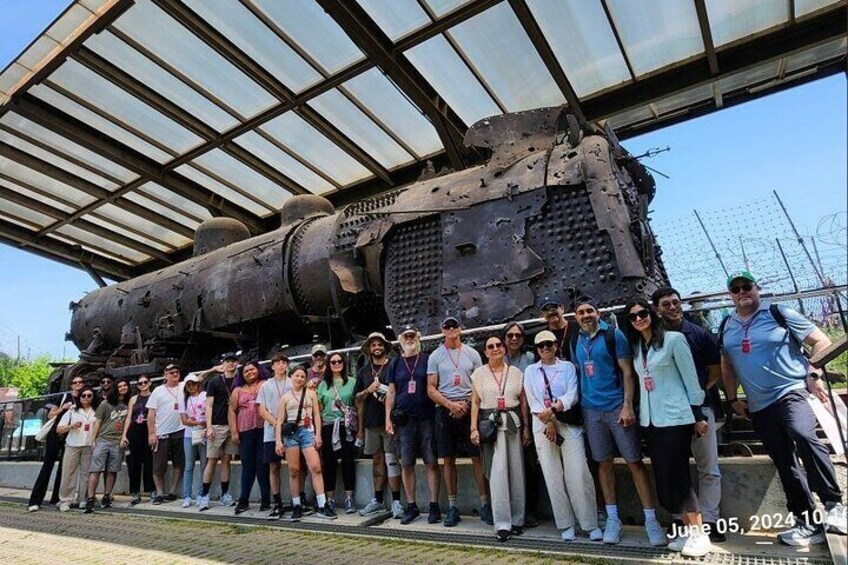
[59,444,92,504]
[490,429,526,531]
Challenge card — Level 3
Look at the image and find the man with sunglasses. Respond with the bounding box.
[721,271,845,545]
[573,296,664,546]
[200,352,240,508]
[427,316,488,527]
[98,374,113,407]
[147,363,186,504]
[652,286,725,542]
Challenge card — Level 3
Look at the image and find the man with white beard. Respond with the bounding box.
[385,326,440,525]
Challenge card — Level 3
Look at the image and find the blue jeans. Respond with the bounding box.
[238,427,270,505]
[182,435,207,499]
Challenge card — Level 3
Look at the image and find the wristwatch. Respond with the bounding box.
[809,371,822,380]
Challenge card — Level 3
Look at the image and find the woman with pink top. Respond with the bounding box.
[228,360,270,514]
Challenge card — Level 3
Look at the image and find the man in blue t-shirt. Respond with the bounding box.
[573,296,665,547]
[721,271,845,545]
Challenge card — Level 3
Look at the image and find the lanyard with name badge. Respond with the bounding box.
[580,334,596,377]
[489,364,509,410]
[446,345,464,387]
[736,312,761,354]
[640,342,655,392]
[403,354,421,394]
[165,384,179,411]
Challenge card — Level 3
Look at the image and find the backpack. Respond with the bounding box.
[717,303,804,354]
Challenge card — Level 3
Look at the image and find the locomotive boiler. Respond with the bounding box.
[60,106,667,387]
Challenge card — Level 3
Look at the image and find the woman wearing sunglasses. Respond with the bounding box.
[316,352,358,514]
[470,336,530,543]
[121,375,155,505]
[56,387,96,512]
[623,298,711,557]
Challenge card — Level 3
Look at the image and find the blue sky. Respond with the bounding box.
[0,2,846,358]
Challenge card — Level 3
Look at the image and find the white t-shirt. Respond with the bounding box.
[256,377,292,443]
[178,391,207,438]
[147,382,186,436]
[59,407,96,447]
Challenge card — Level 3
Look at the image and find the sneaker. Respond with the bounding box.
[101,494,113,509]
[561,527,576,541]
[400,505,421,525]
[268,502,283,520]
[164,493,178,502]
[130,494,142,506]
[524,515,541,528]
[27,505,39,513]
[290,504,303,521]
[681,531,712,558]
[428,503,442,524]
[588,528,604,541]
[344,498,356,514]
[220,492,235,507]
[778,523,826,546]
[316,502,338,520]
[392,500,405,519]
[69,502,80,509]
[151,495,164,505]
[197,495,210,511]
[360,498,385,516]
[826,502,848,535]
[705,522,726,543]
[496,529,511,543]
[645,519,666,546]
[59,503,70,513]
[603,517,622,544]
[149,491,156,502]
[511,525,524,536]
[259,501,272,511]
[667,534,688,552]
[480,502,493,525]
[83,498,95,514]
[443,506,461,527]
[327,498,336,512]
[181,497,192,508]
[234,501,249,515]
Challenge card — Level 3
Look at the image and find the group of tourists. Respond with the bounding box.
[25,270,847,556]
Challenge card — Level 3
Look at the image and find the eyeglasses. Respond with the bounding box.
[627,309,651,322]
[658,299,681,309]
[442,322,460,330]
[100,380,112,385]
[505,332,523,339]
[729,282,754,294]
[330,359,343,365]
[81,393,93,398]
[536,341,556,349]
[485,342,504,350]
[137,380,150,386]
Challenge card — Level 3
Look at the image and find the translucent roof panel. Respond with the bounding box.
[0,63,28,101]
[605,105,654,129]
[233,131,330,194]
[0,178,76,214]
[309,90,414,168]
[405,35,501,125]
[652,83,714,115]
[526,0,632,97]
[84,31,239,133]
[0,199,54,229]
[175,163,275,217]
[122,190,202,231]
[260,112,372,186]
[795,0,841,17]
[136,182,213,225]
[784,36,847,74]
[449,3,564,112]
[357,0,431,41]
[0,211,40,231]
[605,0,703,76]
[56,224,151,263]
[0,155,97,208]
[112,0,277,119]
[30,84,174,163]
[192,149,291,210]
[182,0,322,93]
[1,112,139,184]
[95,202,192,248]
[717,60,779,92]
[0,129,120,191]
[706,0,790,48]
[424,0,472,17]
[343,68,442,158]
[249,0,364,74]
[83,214,174,252]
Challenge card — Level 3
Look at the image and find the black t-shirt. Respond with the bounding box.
[535,320,579,362]
[354,358,392,429]
[386,353,434,419]
[205,373,237,425]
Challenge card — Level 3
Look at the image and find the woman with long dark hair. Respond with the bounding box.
[316,352,358,513]
[57,386,95,512]
[120,375,155,505]
[228,360,270,514]
[622,298,711,557]
[83,378,131,513]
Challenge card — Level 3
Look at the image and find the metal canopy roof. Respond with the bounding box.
[0,0,845,283]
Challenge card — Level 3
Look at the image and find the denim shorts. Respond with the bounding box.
[283,427,315,450]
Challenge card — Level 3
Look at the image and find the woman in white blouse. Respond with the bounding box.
[56,387,96,512]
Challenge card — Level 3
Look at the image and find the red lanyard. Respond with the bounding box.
[488,364,509,396]
[579,334,595,359]
[446,344,462,371]
[736,311,761,339]
[402,354,420,378]
[164,385,179,402]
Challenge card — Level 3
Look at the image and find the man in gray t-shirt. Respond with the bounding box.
[426,316,488,527]
[257,354,293,519]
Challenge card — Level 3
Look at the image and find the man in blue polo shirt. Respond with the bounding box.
[721,270,845,546]
[572,296,664,546]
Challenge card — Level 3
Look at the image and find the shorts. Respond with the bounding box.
[263,441,283,464]
[435,405,479,458]
[398,417,436,467]
[582,405,643,463]
[283,427,315,450]
[206,424,239,459]
[89,440,123,473]
[152,431,185,475]
[364,426,397,456]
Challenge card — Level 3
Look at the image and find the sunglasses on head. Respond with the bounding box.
[505,332,523,339]
[536,341,556,349]
[729,282,754,294]
[485,342,504,350]
[627,309,651,322]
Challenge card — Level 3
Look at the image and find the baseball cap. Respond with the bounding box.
[399,325,419,337]
[534,330,557,345]
[726,270,757,287]
[184,374,201,384]
[573,295,597,309]
[164,363,180,373]
[441,316,461,329]
[540,297,563,311]
[221,352,238,361]
[311,343,328,356]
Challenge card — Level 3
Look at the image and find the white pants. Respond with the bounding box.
[490,429,526,531]
[534,421,598,531]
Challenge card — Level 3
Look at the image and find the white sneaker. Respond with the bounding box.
[681,532,712,557]
[58,503,70,513]
[603,517,622,544]
[826,502,847,535]
[391,499,404,519]
[197,495,210,511]
[181,497,192,508]
[359,498,385,516]
[645,519,666,546]
[27,505,39,513]
[588,528,603,541]
[777,524,826,546]
[561,527,576,541]
[667,534,688,552]
[220,493,235,507]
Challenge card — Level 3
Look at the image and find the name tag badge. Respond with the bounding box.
[584,361,595,377]
[302,417,311,428]
[741,338,751,353]
[173,403,179,410]
[84,424,90,432]
[644,376,655,392]
[115,421,123,432]
[136,415,145,424]
[453,372,461,387]
[407,380,416,394]
[497,397,506,410]
[543,398,551,408]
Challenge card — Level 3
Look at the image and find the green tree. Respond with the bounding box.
[0,354,54,398]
